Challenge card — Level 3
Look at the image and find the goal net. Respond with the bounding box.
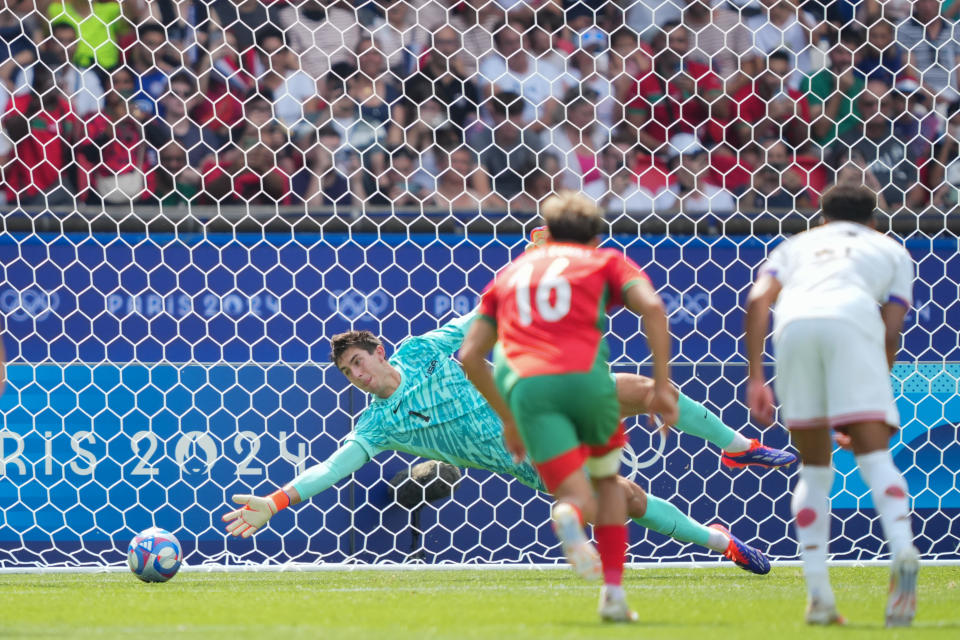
[0,1,957,570]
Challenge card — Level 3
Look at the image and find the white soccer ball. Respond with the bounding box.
[127,527,182,583]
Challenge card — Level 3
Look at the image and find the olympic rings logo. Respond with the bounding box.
[620,415,667,482]
[329,289,391,321]
[0,288,60,322]
[660,291,710,326]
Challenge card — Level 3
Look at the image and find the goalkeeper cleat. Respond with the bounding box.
[886,545,920,627]
[721,439,797,469]
[598,586,639,623]
[551,503,601,581]
[805,598,846,626]
[709,524,771,575]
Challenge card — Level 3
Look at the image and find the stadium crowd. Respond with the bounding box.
[1,0,959,215]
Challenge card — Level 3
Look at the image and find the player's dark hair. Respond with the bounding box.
[820,184,877,223]
[769,49,791,65]
[540,191,606,244]
[138,22,165,39]
[330,330,382,366]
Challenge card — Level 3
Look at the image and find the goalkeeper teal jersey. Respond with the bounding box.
[345,313,544,489]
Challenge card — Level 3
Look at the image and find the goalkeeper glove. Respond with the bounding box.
[222,489,291,538]
[525,226,548,251]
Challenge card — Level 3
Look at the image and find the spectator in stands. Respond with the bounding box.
[857,18,907,87]
[589,140,678,215]
[887,78,939,169]
[468,92,542,203]
[106,66,155,124]
[153,142,202,207]
[683,0,737,79]
[835,159,889,210]
[543,88,608,192]
[366,0,421,78]
[830,79,928,210]
[897,0,960,103]
[759,139,815,209]
[507,168,553,213]
[802,26,864,149]
[298,126,354,208]
[743,0,816,89]
[277,0,359,81]
[862,0,914,25]
[81,79,154,204]
[129,22,180,110]
[562,27,617,134]
[146,72,223,169]
[338,38,406,188]
[202,141,292,205]
[929,104,960,210]
[429,146,496,210]
[625,0,683,38]
[2,66,79,207]
[1,1,40,116]
[668,134,737,216]
[708,0,762,92]
[40,21,105,119]
[46,0,127,72]
[626,21,725,153]
[445,0,498,79]
[359,144,429,208]
[255,27,320,136]
[404,25,482,130]
[731,50,812,152]
[0,38,35,121]
[150,0,211,68]
[210,0,281,56]
[478,17,561,127]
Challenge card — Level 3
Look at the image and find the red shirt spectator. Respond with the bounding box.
[2,92,80,201]
[201,144,292,205]
[625,23,726,151]
[730,51,812,151]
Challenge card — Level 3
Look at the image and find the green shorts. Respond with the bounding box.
[495,357,622,465]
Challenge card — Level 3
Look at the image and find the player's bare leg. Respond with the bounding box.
[845,421,919,627]
[550,470,602,581]
[617,476,770,574]
[614,373,796,469]
[790,426,845,625]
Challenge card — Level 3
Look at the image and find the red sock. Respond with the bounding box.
[594,524,627,586]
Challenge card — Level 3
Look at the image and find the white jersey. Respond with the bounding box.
[759,221,914,339]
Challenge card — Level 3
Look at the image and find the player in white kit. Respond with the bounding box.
[743,184,919,627]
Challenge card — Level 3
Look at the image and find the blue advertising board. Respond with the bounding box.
[0,232,956,566]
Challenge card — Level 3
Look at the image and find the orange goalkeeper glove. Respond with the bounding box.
[525,226,548,251]
[222,489,290,538]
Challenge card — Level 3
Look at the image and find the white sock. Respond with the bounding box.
[707,528,731,553]
[603,584,626,600]
[724,432,753,453]
[792,464,835,604]
[855,449,915,556]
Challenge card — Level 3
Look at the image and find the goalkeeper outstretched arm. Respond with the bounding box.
[222,441,369,538]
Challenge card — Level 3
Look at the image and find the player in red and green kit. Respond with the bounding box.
[461,192,677,623]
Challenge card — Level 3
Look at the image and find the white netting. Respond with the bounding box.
[0,1,957,569]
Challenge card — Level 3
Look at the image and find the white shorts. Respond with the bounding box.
[773,318,900,430]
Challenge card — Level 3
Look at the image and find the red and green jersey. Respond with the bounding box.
[478,243,649,377]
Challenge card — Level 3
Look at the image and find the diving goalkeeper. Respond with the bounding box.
[223,317,791,573]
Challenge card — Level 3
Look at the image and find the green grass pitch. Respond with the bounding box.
[1,566,958,639]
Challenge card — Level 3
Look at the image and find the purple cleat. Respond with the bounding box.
[721,438,797,469]
[710,524,771,575]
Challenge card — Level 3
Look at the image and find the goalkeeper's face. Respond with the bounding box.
[336,345,394,397]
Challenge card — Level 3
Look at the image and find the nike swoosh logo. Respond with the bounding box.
[393,403,401,413]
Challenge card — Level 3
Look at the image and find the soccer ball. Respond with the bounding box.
[127,527,182,583]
